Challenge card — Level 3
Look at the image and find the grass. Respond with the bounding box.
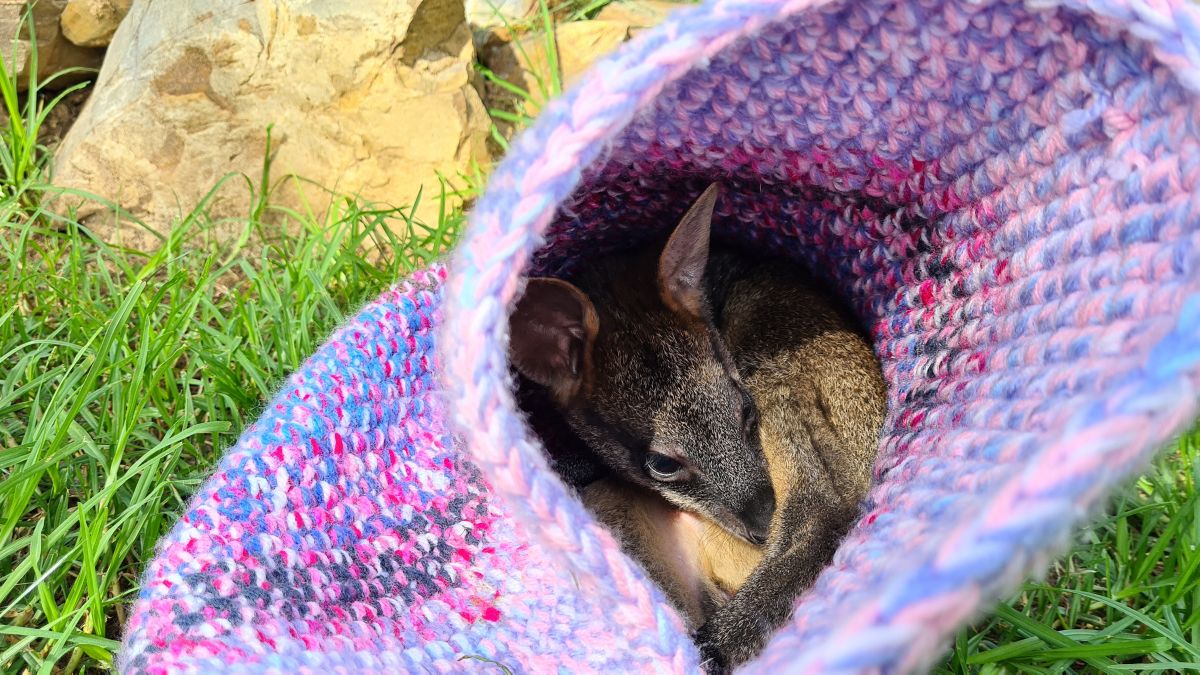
[0,30,464,672]
[475,0,566,152]
[938,433,1200,673]
[0,182,464,673]
[0,7,1197,675]
[0,10,91,207]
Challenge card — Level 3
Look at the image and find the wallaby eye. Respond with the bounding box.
[645,452,685,482]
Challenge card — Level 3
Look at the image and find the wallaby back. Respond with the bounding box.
[694,248,887,670]
[710,249,885,501]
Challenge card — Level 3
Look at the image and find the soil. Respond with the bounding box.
[38,84,92,150]
[0,81,93,152]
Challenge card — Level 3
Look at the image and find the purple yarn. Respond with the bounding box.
[122,0,1200,672]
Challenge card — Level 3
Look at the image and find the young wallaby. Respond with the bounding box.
[569,184,887,671]
[508,188,777,545]
[580,284,884,650]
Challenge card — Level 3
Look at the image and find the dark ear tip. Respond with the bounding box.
[517,277,576,304]
[693,183,722,216]
[521,276,556,289]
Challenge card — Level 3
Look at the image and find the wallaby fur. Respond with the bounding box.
[578,246,885,662]
[695,243,886,671]
[508,186,777,545]
[579,476,761,630]
[515,374,608,487]
[557,185,886,670]
[580,478,720,627]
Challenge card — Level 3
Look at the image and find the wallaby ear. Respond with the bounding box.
[509,277,597,397]
[658,183,720,316]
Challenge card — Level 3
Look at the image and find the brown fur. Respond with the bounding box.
[573,187,885,670]
[579,248,886,652]
[579,476,763,630]
[509,185,777,545]
[580,479,714,627]
[513,184,885,669]
[695,248,887,671]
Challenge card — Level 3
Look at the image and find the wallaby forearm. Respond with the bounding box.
[695,494,859,672]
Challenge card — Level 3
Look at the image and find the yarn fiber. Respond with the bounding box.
[122,0,1200,672]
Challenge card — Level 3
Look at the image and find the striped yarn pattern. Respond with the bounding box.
[122,0,1200,672]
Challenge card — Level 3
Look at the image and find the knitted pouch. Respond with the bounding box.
[121,0,1200,672]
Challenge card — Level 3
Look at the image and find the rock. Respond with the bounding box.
[0,0,103,90]
[595,0,684,32]
[552,20,630,86]
[465,0,537,30]
[478,19,630,137]
[51,0,493,250]
[60,0,131,48]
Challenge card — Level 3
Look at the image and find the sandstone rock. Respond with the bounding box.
[0,0,102,90]
[60,0,131,47]
[465,0,537,30]
[479,19,630,138]
[554,20,630,85]
[51,0,493,249]
[595,0,684,32]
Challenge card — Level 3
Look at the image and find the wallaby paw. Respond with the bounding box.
[693,611,767,673]
[692,624,730,675]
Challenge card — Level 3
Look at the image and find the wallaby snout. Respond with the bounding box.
[737,485,775,545]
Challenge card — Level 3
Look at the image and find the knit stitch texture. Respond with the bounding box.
[122,0,1200,672]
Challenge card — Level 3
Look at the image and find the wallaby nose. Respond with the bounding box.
[739,487,775,545]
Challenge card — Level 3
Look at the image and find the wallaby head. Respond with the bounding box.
[509,184,776,544]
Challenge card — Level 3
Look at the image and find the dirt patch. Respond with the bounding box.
[0,82,93,153]
[39,85,92,150]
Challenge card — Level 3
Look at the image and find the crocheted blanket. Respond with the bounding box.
[121,0,1200,672]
